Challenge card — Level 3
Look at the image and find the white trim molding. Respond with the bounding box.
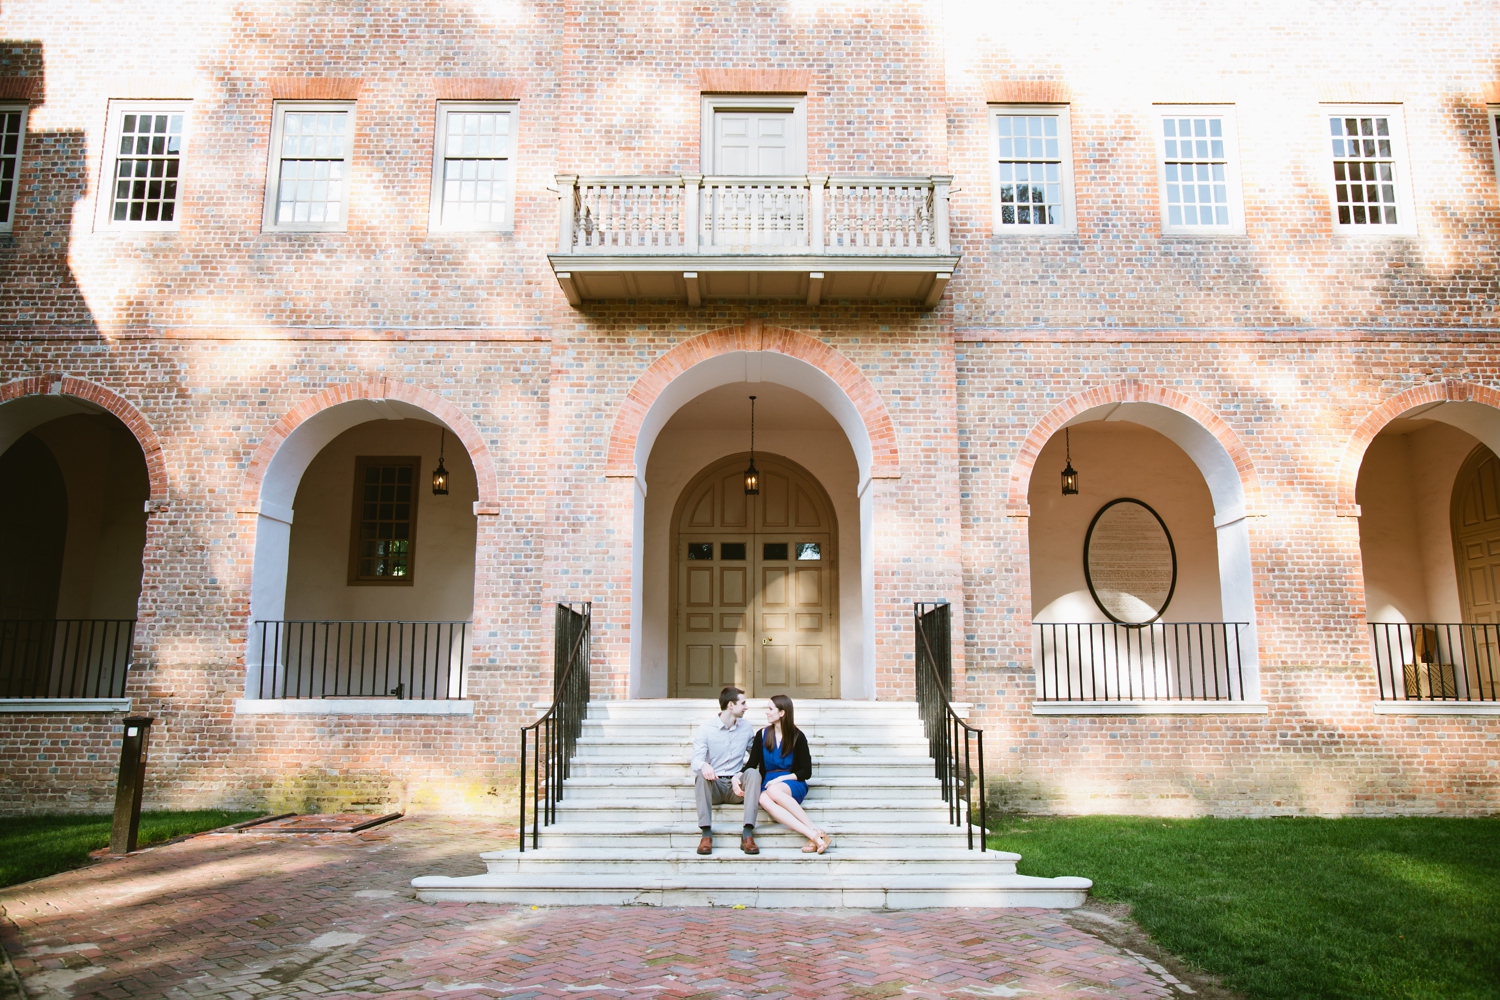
[235,698,475,716]
[0,698,132,713]
[1373,703,1500,717]
[1032,701,1270,716]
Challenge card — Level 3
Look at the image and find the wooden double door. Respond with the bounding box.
[672,455,838,699]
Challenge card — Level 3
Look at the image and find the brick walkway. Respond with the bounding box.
[0,816,1182,999]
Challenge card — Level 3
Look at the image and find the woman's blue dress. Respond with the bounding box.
[763,736,808,804]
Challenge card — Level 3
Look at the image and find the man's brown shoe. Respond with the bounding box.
[697,835,713,855]
[740,833,760,855]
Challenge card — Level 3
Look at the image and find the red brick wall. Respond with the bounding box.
[1,1,1498,816]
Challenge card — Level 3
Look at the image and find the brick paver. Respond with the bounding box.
[0,817,1178,999]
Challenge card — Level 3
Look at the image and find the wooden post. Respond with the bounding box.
[110,716,154,854]
[556,174,579,254]
[932,175,953,254]
[682,175,702,253]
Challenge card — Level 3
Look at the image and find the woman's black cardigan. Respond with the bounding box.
[743,727,812,782]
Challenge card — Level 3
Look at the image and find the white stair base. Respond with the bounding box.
[413,699,1091,909]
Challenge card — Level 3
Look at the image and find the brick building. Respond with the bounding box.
[2,0,1498,818]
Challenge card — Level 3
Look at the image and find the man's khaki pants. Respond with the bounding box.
[694,769,762,829]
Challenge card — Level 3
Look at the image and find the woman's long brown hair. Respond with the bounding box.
[764,694,801,763]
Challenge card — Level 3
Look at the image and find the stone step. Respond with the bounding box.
[560,777,943,802]
[584,699,931,716]
[521,824,979,851]
[411,870,1091,909]
[569,759,941,778]
[479,846,1021,876]
[572,740,931,760]
[552,797,948,821]
[578,720,927,738]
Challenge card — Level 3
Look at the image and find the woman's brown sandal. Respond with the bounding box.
[815,832,831,854]
[801,839,820,853]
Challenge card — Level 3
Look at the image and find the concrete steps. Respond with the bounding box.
[412,698,1091,909]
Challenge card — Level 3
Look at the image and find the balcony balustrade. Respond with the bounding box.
[549,173,960,307]
[252,620,469,701]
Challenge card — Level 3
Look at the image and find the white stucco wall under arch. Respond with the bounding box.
[1062,401,1260,694]
[626,350,879,699]
[245,397,458,694]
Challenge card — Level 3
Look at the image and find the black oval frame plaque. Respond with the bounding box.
[1083,497,1178,625]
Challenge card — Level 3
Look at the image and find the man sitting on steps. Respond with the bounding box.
[689,686,763,855]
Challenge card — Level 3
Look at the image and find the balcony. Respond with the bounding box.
[548,174,960,307]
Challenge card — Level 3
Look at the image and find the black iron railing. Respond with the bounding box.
[520,602,592,852]
[1035,621,1249,702]
[252,620,469,700]
[1370,623,1500,702]
[914,601,985,851]
[0,619,135,699]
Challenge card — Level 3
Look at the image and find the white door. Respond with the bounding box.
[713,111,797,175]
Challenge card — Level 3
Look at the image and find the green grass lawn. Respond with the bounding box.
[991,815,1500,1000]
[0,810,263,889]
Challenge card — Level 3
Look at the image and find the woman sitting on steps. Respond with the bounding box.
[745,694,830,854]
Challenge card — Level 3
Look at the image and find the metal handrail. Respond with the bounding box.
[1034,622,1249,702]
[0,619,135,699]
[913,601,986,851]
[252,620,469,700]
[1370,622,1500,701]
[519,602,592,852]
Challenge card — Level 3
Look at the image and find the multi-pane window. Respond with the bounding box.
[349,458,419,584]
[989,106,1073,233]
[1159,115,1232,229]
[1329,114,1401,228]
[103,106,187,226]
[430,103,515,231]
[0,105,27,232]
[265,103,354,231]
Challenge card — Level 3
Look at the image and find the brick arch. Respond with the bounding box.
[239,377,499,510]
[605,320,901,478]
[0,374,169,503]
[1337,379,1500,511]
[1007,380,1261,514]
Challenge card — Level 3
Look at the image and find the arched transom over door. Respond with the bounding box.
[671,454,838,699]
[1453,445,1500,626]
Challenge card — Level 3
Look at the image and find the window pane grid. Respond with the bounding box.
[1330,116,1399,226]
[440,110,510,227]
[0,110,25,225]
[994,114,1063,227]
[112,112,184,223]
[276,111,349,225]
[1162,117,1229,228]
[356,463,414,580]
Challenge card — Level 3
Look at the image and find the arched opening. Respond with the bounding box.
[0,395,149,699]
[668,451,840,698]
[246,399,478,701]
[1356,400,1500,701]
[1026,401,1258,703]
[635,376,864,698]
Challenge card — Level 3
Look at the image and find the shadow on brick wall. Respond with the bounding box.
[0,40,95,336]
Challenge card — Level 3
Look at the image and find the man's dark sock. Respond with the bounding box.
[743,824,755,835]
[701,826,712,835]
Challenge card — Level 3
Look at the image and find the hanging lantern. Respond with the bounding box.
[432,428,450,496]
[743,395,760,495]
[1060,426,1079,496]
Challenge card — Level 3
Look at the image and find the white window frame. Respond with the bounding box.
[1488,106,1500,202]
[262,100,356,233]
[1153,105,1244,237]
[1322,104,1417,237]
[987,104,1075,236]
[0,103,29,233]
[699,94,806,175]
[95,101,190,232]
[428,101,518,233]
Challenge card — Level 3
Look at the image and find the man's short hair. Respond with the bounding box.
[718,686,744,710]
